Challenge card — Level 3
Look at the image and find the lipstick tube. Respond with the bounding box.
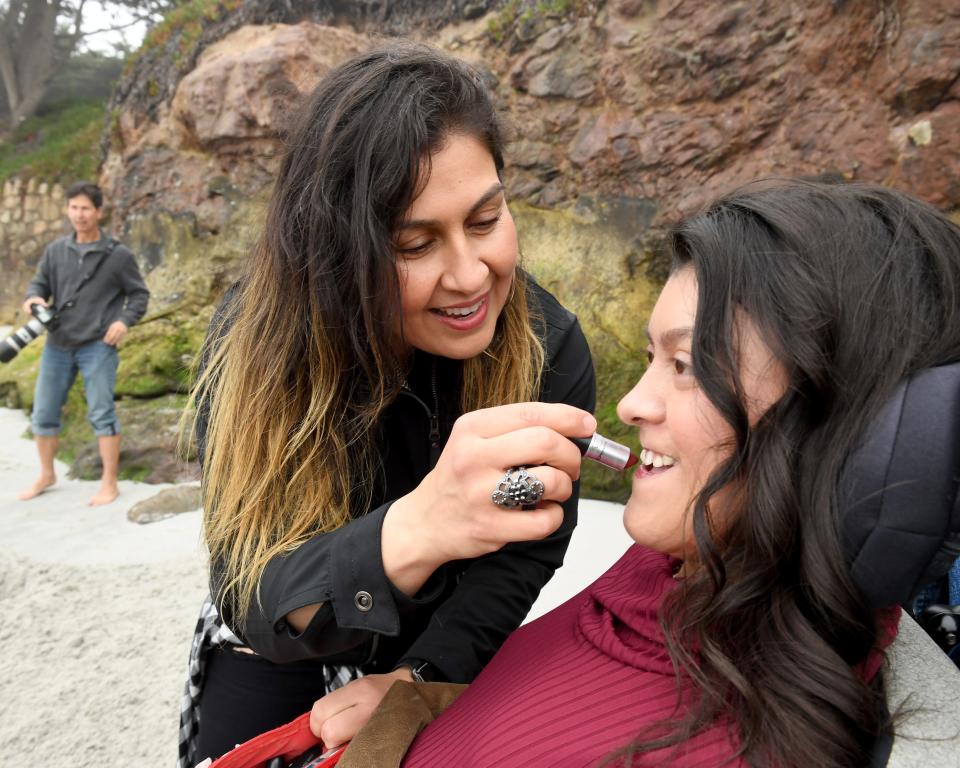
[570,434,638,472]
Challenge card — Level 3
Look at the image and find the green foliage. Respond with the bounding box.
[125,0,243,74]
[487,0,591,42]
[0,101,104,184]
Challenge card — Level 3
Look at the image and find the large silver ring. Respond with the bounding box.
[491,466,545,510]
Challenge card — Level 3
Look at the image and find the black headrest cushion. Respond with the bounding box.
[840,363,960,608]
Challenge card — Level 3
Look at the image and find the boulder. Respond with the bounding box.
[127,483,202,524]
[69,393,199,484]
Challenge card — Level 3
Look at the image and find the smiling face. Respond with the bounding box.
[393,133,518,359]
[616,266,786,560]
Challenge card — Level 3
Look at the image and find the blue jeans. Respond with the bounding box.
[32,340,119,437]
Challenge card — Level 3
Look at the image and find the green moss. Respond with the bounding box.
[119,464,153,482]
[513,201,661,502]
[0,337,45,410]
[115,317,208,397]
[487,0,592,42]
[0,101,104,184]
[579,357,647,501]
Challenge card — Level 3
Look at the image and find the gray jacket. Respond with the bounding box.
[25,233,150,348]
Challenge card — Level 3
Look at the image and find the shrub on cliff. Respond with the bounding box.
[0,101,104,183]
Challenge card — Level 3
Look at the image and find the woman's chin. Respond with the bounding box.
[622,501,689,558]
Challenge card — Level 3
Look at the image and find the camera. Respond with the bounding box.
[0,303,60,363]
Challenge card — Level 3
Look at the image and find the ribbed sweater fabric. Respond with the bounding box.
[402,544,897,768]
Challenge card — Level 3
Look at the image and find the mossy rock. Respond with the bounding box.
[0,336,45,409]
[3,329,204,483]
[0,315,208,408]
[515,198,662,501]
[68,393,198,483]
[116,315,209,397]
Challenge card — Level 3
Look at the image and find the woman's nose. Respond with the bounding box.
[440,238,490,294]
[617,367,665,426]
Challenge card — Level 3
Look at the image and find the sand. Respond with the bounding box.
[0,406,207,766]
[0,406,632,767]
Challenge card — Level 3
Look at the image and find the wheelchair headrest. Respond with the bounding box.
[840,362,960,608]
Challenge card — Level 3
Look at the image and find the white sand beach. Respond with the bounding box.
[0,406,632,767]
[0,408,208,766]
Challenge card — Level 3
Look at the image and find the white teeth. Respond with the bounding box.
[438,300,482,317]
[641,448,677,468]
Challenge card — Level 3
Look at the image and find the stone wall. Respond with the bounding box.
[0,178,68,323]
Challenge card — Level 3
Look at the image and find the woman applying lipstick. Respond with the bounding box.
[178,43,596,766]
[395,180,960,768]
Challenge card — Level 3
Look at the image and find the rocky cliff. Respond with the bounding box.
[2,0,958,497]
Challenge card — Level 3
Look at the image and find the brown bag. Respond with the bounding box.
[338,681,467,768]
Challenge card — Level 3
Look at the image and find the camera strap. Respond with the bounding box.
[59,238,119,310]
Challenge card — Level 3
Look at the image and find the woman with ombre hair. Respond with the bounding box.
[177,42,596,767]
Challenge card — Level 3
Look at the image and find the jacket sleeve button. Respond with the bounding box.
[354,591,374,612]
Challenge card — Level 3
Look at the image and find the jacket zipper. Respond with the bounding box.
[429,360,440,449]
[400,358,441,463]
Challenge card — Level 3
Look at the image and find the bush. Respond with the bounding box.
[0,101,105,184]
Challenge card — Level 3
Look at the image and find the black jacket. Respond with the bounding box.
[200,280,595,684]
[25,233,150,347]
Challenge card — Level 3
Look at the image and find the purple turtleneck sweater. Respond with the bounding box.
[401,544,898,768]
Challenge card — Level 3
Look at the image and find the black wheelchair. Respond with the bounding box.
[839,363,960,764]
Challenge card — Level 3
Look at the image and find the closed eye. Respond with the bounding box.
[396,239,433,257]
[469,212,502,232]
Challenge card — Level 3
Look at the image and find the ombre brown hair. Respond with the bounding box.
[191,43,544,625]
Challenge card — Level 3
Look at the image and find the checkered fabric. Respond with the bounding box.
[177,594,361,768]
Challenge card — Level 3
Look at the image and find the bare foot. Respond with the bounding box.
[88,484,119,506]
[17,475,56,500]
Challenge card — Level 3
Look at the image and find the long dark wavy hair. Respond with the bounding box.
[615,180,960,766]
[193,42,544,624]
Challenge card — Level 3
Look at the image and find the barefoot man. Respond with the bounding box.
[18,182,149,506]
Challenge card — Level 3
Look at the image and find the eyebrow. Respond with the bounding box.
[396,183,506,231]
[645,326,693,349]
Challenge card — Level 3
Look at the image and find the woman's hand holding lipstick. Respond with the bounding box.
[381,402,596,597]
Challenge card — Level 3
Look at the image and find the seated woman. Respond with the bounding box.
[392,179,960,767]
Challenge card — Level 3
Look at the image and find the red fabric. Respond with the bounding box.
[402,544,900,768]
[856,605,901,683]
[403,545,743,768]
[209,712,343,768]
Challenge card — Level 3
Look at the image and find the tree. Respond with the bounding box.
[0,0,171,130]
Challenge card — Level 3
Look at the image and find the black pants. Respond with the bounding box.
[195,646,331,762]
